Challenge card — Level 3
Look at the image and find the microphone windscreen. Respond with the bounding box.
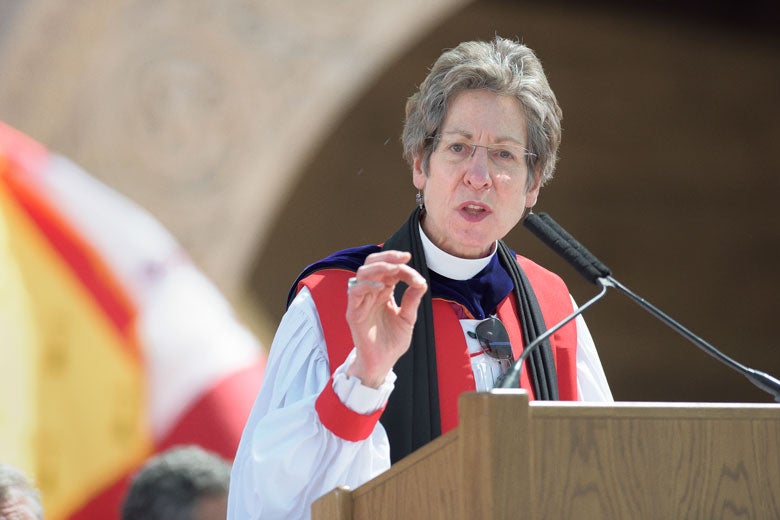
[537,213,612,278]
[523,213,607,284]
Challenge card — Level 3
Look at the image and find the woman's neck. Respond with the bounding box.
[419,224,496,280]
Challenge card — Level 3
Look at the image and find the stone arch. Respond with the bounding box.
[0,0,470,298]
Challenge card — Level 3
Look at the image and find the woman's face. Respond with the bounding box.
[413,89,541,259]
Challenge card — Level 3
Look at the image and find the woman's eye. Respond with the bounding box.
[496,149,515,160]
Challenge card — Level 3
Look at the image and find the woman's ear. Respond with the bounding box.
[412,154,427,190]
[524,170,542,208]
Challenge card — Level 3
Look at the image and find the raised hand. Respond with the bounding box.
[345,250,428,388]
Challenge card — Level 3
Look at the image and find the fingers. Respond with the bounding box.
[397,280,427,323]
[348,250,426,297]
[362,250,412,266]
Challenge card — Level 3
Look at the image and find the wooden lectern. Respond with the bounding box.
[312,390,780,519]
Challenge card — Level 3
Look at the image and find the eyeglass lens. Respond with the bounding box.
[474,316,514,361]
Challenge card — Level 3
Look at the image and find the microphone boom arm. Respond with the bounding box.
[499,278,610,389]
[522,212,780,402]
[606,275,780,402]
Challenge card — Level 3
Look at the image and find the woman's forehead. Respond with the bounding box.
[441,90,527,140]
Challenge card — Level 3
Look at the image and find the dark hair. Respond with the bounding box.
[402,36,563,188]
[121,445,230,520]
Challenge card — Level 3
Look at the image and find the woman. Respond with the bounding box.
[228,36,612,519]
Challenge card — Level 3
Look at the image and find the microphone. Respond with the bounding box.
[522,212,610,284]
[518,212,780,402]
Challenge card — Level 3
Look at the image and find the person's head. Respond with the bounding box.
[402,36,563,258]
[121,445,230,520]
[0,464,44,520]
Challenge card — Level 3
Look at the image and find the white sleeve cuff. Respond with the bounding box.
[332,348,396,414]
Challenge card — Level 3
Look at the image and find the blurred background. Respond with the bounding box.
[4,0,780,405]
[1,0,779,517]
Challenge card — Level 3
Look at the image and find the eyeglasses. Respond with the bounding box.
[468,316,514,362]
[432,134,536,174]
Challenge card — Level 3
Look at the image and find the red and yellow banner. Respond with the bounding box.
[0,122,265,519]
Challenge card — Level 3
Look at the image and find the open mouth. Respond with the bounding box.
[464,204,484,215]
[460,202,490,220]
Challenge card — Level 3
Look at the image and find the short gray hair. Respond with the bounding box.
[0,464,44,519]
[402,36,563,187]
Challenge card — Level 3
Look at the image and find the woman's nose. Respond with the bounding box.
[463,147,492,188]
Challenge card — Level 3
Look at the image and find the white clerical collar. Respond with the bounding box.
[419,224,496,281]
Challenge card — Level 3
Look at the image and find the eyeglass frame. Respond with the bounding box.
[429,133,537,175]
